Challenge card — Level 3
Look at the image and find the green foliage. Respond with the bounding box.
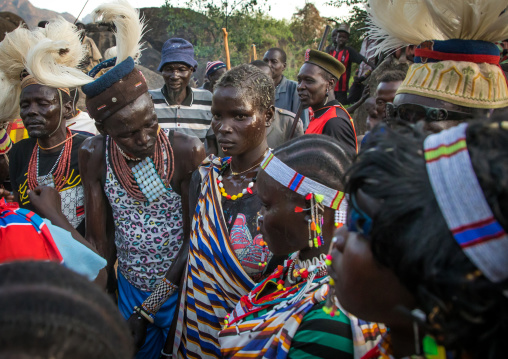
[326,0,367,51]
[162,0,344,81]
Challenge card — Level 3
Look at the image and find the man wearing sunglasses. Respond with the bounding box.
[383,41,508,133]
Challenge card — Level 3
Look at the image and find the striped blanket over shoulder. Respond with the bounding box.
[173,155,256,359]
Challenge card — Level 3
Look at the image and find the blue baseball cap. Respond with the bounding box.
[158,38,198,72]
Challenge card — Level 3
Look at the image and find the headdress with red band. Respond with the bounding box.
[414,39,501,65]
[367,0,508,110]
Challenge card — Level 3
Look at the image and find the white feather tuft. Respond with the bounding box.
[367,0,508,55]
[25,38,93,89]
[104,46,118,60]
[92,0,146,64]
[0,70,21,123]
[35,17,87,69]
[0,25,42,84]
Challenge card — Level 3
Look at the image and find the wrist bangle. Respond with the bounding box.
[160,349,172,358]
[141,278,178,316]
[134,305,154,324]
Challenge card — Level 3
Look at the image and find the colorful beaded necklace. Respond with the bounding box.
[27,128,74,192]
[216,157,255,200]
[224,252,329,328]
[110,129,174,202]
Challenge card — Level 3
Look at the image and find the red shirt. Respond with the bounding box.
[330,46,364,92]
[305,100,358,154]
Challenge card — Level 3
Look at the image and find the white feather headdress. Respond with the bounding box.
[92,0,146,64]
[0,25,41,122]
[0,18,94,122]
[26,17,94,89]
[367,0,508,55]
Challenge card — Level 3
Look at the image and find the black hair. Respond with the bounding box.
[273,134,353,192]
[266,47,287,63]
[37,20,49,28]
[250,60,270,70]
[346,120,508,359]
[0,261,133,359]
[379,70,407,83]
[215,63,275,109]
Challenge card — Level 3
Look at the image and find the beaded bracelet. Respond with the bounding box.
[133,305,155,324]
[141,278,179,316]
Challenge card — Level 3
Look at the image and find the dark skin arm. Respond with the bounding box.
[128,132,205,353]
[347,85,370,114]
[28,186,107,289]
[79,135,117,296]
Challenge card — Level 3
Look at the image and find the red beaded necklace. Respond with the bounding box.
[27,128,73,192]
[110,129,174,201]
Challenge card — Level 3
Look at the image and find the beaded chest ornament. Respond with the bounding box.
[132,158,168,203]
[110,129,174,203]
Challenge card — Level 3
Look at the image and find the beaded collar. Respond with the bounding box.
[224,254,329,330]
[216,157,256,200]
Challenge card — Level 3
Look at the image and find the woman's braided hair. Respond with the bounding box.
[347,119,508,359]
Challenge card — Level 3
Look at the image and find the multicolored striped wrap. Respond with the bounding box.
[424,123,508,283]
[173,155,257,359]
[260,150,347,210]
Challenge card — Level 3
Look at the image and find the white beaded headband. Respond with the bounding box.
[260,150,346,210]
[424,123,508,284]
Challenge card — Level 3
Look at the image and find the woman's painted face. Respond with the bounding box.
[211,86,270,156]
[20,85,69,138]
[329,190,416,326]
[297,63,330,110]
[102,93,159,159]
[256,170,309,256]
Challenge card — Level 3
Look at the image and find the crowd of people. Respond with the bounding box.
[0,0,507,359]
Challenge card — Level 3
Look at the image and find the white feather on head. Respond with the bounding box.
[0,18,93,123]
[92,0,146,64]
[0,25,41,122]
[104,46,118,60]
[367,0,508,55]
[26,17,94,88]
[0,70,22,123]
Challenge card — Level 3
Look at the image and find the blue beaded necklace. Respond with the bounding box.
[132,157,168,203]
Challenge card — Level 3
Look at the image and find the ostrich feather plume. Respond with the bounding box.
[367,0,508,54]
[92,0,146,64]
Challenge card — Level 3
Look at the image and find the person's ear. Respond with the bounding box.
[265,105,275,127]
[329,77,337,92]
[282,62,287,71]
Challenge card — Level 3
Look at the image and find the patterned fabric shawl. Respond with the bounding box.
[173,155,257,359]
[218,264,329,359]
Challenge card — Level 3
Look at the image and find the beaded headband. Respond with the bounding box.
[424,123,508,283]
[260,150,346,210]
